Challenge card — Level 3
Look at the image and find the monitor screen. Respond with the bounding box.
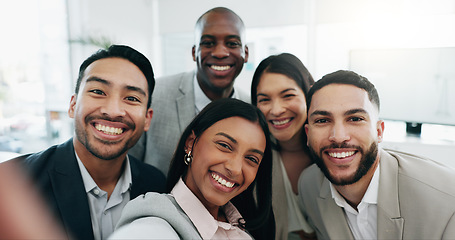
[349,47,455,126]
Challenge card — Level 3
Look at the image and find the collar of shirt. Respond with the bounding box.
[75,151,132,196]
[329,163,380,213]
[75,151,132,240]
[193,75,238,114]
[171,178,245,239]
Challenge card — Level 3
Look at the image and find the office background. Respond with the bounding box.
[0,0,454,167]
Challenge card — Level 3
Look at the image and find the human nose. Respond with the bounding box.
[270,99,285,117]
[225,155,242,178]
[328,122,350,143]
[211,43,229,58]
[100,98,126,117]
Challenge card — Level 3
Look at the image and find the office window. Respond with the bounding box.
[0,0,71,154]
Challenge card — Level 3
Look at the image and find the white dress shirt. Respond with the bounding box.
[193,75,240,114]
[330,165,380,240]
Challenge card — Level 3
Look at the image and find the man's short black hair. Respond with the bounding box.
[75,45,155,108]
[307,70,380,112]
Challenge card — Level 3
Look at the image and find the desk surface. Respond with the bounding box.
[382,120,455,169]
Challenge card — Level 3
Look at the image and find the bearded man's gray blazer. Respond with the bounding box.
[128,71,250,175]
[298,148,455,239]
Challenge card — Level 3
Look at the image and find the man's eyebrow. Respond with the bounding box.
[126,85,147,97]
[345,108,368,116]
[310,110,331,118]
[225,35,241,40]
[200,34,241,41]
[86,77,110,86]
[200,34,215,40]
[310,109,368,117]
[86,76,147,97]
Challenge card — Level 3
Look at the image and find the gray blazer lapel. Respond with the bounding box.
[176,72,196,131]
[377,149,404,239]
[317,178,355,240]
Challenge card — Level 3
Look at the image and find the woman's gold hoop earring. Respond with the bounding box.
[184,150,193,165]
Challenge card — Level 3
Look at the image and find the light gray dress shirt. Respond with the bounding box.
[76,153,132,240]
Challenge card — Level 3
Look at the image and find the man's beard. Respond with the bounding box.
[309,142,378,186]
[75,115,136,160]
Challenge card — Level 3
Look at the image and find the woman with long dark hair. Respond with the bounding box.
[251,53,315,240]
[110,98,274,239]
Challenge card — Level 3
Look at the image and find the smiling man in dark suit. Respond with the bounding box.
[18,45,165,240]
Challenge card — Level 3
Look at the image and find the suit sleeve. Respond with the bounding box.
[297,168,317,234]
[109,217,179,239]
[443,212,455,240]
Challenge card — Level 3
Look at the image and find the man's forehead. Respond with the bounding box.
[81,58,148,90]
[310,84,373,113]
[196,12,242,33]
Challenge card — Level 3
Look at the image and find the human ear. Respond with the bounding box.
[243,45,249,63]
[305,124,310,146]
[68,94,77,118]
[143,108,153,131]
[185,131,196,152]
[192,46,196,62]
[376,120,385,143]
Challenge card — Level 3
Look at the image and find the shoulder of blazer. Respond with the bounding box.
[129,154,167,195]
[117,192,202,240]
[156,71,194,91]
[20,139,74,176]
[152,72,194,106]
[382,148,455,196]
[176,71,195,95]
[16,139,94,240]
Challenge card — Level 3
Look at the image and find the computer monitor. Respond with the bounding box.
[350,47,455,134]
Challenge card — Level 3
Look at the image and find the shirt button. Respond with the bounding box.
[94,189,100,195]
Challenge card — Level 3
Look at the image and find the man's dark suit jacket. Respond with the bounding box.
[18,138,166,240]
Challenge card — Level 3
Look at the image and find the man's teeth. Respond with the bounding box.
[95,124,123,135]
[211,173,235,188]
[272,119,291,126]
[328,151,355,158]
[211,65,231,71]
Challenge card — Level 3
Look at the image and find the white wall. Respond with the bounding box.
[157,0,307,34]
[66,0,311,77]
[66,0,157,84]
[66,0,455,78]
